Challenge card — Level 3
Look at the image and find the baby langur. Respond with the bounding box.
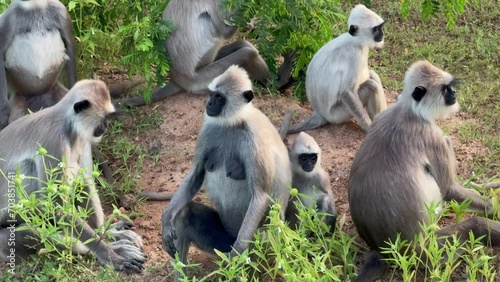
[286,4,386,134]
[0,0,77,129]
[285,131,337,232]
[348,60,500,281]
[162,66,291,277]
[0,80,146,274]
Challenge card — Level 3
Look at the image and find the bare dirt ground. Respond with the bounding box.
[100,84,494,281]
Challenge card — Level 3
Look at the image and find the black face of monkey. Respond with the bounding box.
[442,80,458,106]
[298,153,318,173]
[372,22,384,42]
[206,91,226,117]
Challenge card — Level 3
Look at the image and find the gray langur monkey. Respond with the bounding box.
[285,4,387,134]
[0,80,146,274]
[284,131,337,232]
[161,66,291,273]
[0,0,77,129]
[348,60,500,281]
[114,0,270,108]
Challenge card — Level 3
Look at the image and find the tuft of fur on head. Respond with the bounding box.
[290,132,321,174]
[61,80,115,144]
[13,0,49,9]
[347,4,384,49]
[397,60,460,122]
[206,65,254,126]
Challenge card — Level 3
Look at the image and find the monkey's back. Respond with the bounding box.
[163,0,221,75]
[306,33,370,116]
[348,104,443,250]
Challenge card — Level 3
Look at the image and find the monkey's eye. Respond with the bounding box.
[216,94,222,101]
[300,156,307,161]
[311,155,317,161]
[373,26,379,33]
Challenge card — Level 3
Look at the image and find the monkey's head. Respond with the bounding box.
[205,65,254,125]
[290,132,321,174]
[64,80,116,144]
[347,4,385,49]
[13,0,49,9]
[398,60,460,121]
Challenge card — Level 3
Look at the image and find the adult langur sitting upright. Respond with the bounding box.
[286,4,387,134]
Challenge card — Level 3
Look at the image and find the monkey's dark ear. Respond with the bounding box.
[243,90,254,102]
[411,86,427,102]
[74,100,91,113]
[349,25,358,36]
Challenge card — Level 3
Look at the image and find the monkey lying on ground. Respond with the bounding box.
[285,4,387,134]
[115,0,270,108]
[0,80,146,273]
[0,0,77,129]
[161,66,291,278]
[348,60,500,281]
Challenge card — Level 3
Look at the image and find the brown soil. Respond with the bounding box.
[101,86,495,281]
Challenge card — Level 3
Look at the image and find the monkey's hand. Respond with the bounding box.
[108,229,144,250]
[161,211,178,257]
[108,241,146,274]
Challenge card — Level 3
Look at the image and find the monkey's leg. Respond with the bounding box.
[0,225,41,262]
[316,193,337,233]
[179,43,269,93]
[8,94,28,123]
[164,202,235,262]
[435,217,500,247]
[211,39,270,86]
[445,183,494,215]
[340,90,372,131]
[359,70,387,120]
[277,49,298,92]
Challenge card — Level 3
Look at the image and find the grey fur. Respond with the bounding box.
[348,61,499,281]
[286,4,386,134]
[285,132,337,232]
[0,80,146,274]
[0,0,77,129]
[161,66,291,276]
[116,0,269,108]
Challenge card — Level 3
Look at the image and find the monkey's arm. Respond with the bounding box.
[58,7,77,87]
[162,161,206,254]
[231,187,269,255]
[440,137,493,215]
[317,175,337,231]
[0,23,11,129]
[341,90,372,131]
[445,183,494,215]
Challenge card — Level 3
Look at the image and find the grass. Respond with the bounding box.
[369,0,499,173]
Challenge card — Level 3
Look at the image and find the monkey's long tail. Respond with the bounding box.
[279,109,294,140]
[113,82,183,108]
[354,250,387,282]
[286,111,328,135]
[108,77,146,98]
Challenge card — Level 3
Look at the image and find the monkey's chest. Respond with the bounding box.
[5,31,68,94]
[204,152,251,233]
